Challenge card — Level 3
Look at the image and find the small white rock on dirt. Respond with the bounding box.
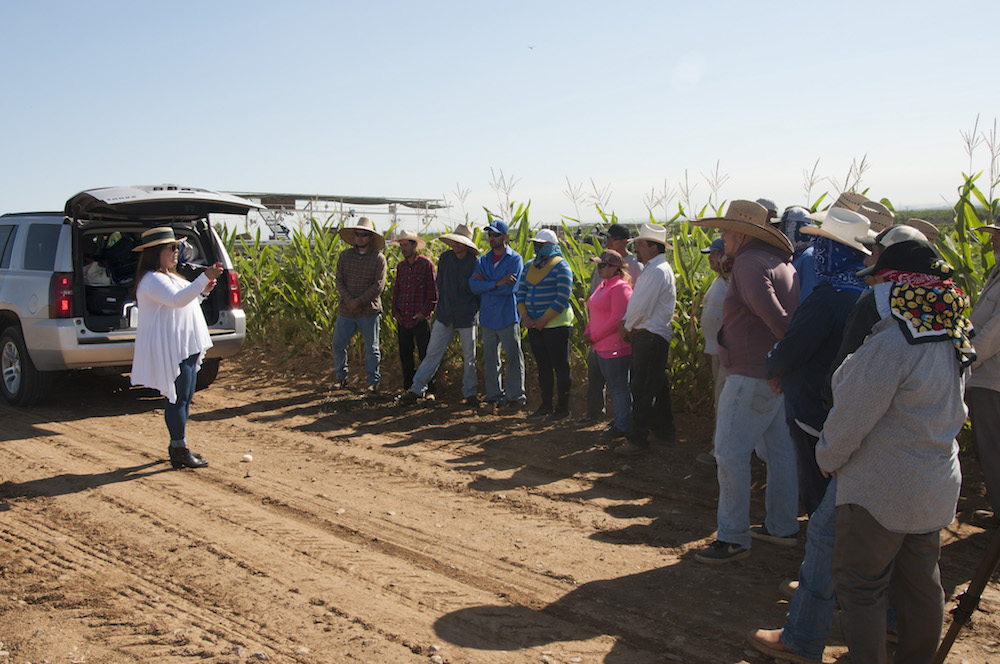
[241,454,253,462]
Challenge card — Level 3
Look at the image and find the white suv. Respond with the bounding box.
[0,185,261,405]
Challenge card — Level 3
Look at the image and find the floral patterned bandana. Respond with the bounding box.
[813,237,868,294]
[882,263,976,368]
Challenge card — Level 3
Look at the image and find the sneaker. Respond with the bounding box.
[398,391,419,405]
[750,525,798,547]
[331,380,346,391]
[612,441,648,456]
[695,540,750,565]
[695,451,717,466]
[364,384,379,395]
[501,399,526,411]
[527,406,552,420]
[601,425,626,439]
[973,509,999,528]
[548,408,570,422]
[463,395,480,406]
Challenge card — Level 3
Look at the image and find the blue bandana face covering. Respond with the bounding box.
[813,237,868,294]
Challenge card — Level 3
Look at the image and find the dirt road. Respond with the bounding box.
[1,348,998,664]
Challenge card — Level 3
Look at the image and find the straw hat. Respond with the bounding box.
[973,222,1000,234]
[692,200,793,254]
[339,217,385,250]
[903,219,940,242]
[133,226,179,252]
[390,229,426,251]
[629,223,671,249]
[438,224,479,253]
[858,201,894,233]
[801,208,872,255]
[808,191,870,223]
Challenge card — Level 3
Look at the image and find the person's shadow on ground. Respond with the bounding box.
[0,461,168,501]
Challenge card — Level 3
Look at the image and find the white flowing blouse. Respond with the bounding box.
[130,271,213,403]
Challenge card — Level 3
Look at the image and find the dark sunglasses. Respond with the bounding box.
[486,230,503,238]
[354,230,372,237]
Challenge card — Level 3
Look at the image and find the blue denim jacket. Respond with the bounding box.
[469,246,523,330]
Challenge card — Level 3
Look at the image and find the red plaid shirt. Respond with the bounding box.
[391,254,437,328]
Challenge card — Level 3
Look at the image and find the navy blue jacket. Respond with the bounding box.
[765,281,864,429]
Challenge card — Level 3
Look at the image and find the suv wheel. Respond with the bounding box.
[195,357,221,391]
[1,326,52,406]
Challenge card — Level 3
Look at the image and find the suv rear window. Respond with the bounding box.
[0,225,15,268]
[24,224,61,271]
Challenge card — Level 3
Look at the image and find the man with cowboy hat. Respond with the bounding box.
[692,200,800,564]
[332,217,388,392]
[470,218,526,408]
[390,229,438,393]
[399,224,482,405]
[967,217,1000,528]
[613,222,676,455]
[817,238,974,663]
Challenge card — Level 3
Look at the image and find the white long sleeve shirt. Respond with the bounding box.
[623,254,676,342]
[130,271,213,403]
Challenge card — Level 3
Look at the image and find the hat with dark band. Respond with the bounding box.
[133,226,178,252]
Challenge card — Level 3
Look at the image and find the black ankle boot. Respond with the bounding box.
[168,446,209,469]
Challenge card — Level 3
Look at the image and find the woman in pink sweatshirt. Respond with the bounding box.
[583,250,634,438]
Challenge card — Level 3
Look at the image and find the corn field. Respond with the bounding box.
[220,171,997,413]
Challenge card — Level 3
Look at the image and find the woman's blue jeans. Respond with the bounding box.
[596,353,632,433]
[165,353,200,446]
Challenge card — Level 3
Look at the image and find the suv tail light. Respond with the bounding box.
[49,272,74,318]
[226,269,242,309]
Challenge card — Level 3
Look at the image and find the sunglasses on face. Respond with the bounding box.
[355,230,372,238]
[487,231,502,238]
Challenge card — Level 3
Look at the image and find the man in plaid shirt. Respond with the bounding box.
[332,218,388,392]
[391,230,438,392]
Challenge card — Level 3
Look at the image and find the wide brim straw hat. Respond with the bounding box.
[339,217,385,250]
[438,223,480,253]
[133,226,178,252]
[808,191,870,223]
[692,200,793,254]
[390,229,426,251]
[801,207,872,255]
[903,219,940,242]
[629,222,672,249]
[858,201,895,233]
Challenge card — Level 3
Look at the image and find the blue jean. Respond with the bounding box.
[714,374,799,549]
[482,323,525,404]
[410,321,478,398]
[781,478,838,660]
[332,313,381,386]
[164,353,200,446]
[597,354,632,433]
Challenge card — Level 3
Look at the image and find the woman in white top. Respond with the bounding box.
[130,227,223,469]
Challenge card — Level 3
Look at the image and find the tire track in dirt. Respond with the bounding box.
[2,382,757,663]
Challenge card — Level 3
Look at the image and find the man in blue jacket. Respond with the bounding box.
[470,220,526,408]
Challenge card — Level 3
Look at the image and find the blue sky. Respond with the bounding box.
[2,1,999,230]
